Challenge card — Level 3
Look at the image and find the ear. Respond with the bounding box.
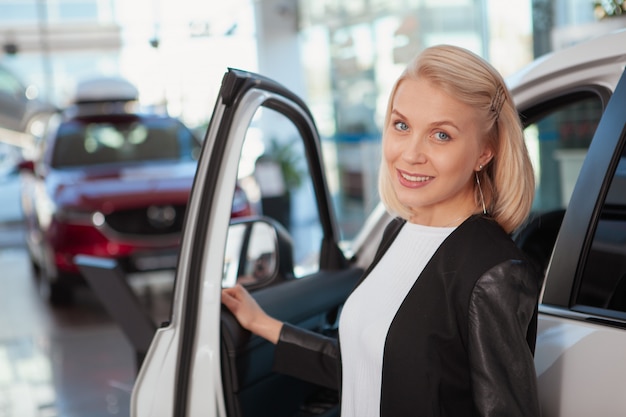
[476,146,494,171]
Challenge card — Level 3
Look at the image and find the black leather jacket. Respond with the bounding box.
[274,215,542,417]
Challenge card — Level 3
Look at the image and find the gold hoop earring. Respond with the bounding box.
[475,171,487,215]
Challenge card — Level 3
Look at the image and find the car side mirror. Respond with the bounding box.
[222,216,294,289]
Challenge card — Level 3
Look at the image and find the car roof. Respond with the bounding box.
[61,76,148,119]
[507,29,626,108]
[73,77,139,104]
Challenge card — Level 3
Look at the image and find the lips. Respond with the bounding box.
[400,171,432,182]
[396,169,433,188]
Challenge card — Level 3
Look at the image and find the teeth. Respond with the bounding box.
[401,172,431,182]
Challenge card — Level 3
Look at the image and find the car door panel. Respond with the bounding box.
[221,266,363,417]
[536,310,626,416]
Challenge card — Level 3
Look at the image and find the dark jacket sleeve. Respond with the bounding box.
[272,322,340,390]
[468,259,541,417]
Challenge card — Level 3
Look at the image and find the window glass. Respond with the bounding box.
[51,118,199,167]
[517,94,603,273]
[524,96,602,213]
[576,143,626,312]
[237,108,322,278]
[0,3,37,23]
[57,2,99,20]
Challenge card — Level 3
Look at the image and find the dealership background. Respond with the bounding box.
[2,0,625,238]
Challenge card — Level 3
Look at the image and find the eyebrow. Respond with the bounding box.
[390,109,461,132]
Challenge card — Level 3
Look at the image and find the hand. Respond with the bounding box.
[221,284,283,344]
[221,284,264,329]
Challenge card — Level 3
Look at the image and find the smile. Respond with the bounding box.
[400,172,432,182]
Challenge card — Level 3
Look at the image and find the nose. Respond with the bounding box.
[401,136,427,164]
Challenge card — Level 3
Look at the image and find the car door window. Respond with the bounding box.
[524,94,603,213]
[576,141,626,313]
[237,107,322,278]
[515,93,604,272]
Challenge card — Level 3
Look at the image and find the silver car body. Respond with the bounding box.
[505,29,626,417]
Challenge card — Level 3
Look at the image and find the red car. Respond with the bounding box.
[19,99,252,305]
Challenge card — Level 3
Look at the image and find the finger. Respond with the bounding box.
[221,290,240,309]
[233,283,246,295]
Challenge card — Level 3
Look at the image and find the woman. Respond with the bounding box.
[222,44,541,417]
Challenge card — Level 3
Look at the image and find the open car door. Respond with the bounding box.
[131,69,368,417]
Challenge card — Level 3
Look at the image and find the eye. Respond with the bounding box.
[434,131,450,141]
[394,121,409,132]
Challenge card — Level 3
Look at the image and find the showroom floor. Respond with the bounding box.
[0,174,173,417]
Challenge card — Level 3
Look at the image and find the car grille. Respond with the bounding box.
[105,204,186,235]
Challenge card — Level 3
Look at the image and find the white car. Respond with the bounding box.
[79,29,626,416]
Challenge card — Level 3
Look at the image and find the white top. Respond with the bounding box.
[338,222,454,417]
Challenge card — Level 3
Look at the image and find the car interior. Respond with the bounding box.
[219,251,360,417]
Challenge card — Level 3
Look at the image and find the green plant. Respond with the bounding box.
[267,138,305,190]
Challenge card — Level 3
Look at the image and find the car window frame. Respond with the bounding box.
[519,87,612,127]
[538,69,626,311]
[569,129,626,323]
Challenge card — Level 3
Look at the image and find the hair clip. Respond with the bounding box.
[490,84,506,119]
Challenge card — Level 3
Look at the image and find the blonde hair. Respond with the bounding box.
[378,45,534,233]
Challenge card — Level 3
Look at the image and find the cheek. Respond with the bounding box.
[383,134,401,163]
[382,138,394,165]
[431,149,473,178]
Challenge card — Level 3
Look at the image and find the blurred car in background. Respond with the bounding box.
[0,64,57,176]
[0,64,56,137]
[18,77,253,305]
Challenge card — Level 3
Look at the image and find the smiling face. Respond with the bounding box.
[383,77,493,226]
